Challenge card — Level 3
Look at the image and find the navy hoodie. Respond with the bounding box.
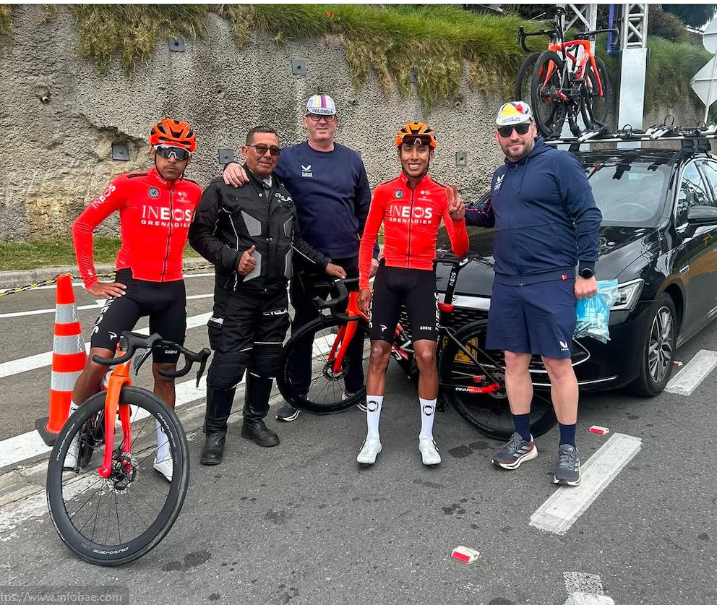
[274,142,372,259]
[466,138,602,285]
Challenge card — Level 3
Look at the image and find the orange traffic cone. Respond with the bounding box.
[35,275,87,446]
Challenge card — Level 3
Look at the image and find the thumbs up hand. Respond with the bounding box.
[238,245,257,276]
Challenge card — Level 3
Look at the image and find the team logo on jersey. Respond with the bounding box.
[494,174,505,192]
[301,164,313,178]
[394,190,403,199]
[148,187,160,198]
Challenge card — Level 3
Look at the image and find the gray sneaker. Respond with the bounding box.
[275,402,300,422]
[492,432,538,470]
[554,444,581,486]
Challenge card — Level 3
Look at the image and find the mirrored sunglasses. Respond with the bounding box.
[155,145,191,161]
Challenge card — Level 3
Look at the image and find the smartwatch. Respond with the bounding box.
[579,267,595,279]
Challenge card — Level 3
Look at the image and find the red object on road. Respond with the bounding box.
[589,425,610,435]
[451,546,480,563]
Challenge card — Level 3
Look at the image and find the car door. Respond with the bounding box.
[674,160,717,331]
[692,159,717,322]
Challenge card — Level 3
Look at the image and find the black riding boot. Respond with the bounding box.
[200,387,236,465]
[241,374,280,447]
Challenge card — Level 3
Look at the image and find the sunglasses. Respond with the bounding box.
[155,145,191,161]
[248,144,281,157]
[401,136,432,147]
[306,114,337,123]
[497,123,532,138]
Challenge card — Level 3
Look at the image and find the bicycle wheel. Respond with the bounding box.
[531,50,567,138]
[47,387,190,566]
[583,56,611,126]
[515,52,540,104]
[439,321,557,441]
[277,316,370,414]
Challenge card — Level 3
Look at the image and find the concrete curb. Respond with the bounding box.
[0,257,213,290]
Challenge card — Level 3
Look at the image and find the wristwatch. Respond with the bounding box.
[579,267,595,279]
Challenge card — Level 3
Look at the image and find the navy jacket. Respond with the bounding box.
[274,142,372,259]
[466,138,602,285]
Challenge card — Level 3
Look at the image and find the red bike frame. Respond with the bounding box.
[98,355,133,479]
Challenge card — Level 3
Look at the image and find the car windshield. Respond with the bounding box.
[582,159,671,227]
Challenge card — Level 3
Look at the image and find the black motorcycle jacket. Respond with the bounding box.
[189,166,331,293]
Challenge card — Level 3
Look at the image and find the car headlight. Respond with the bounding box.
[611,279,644,311]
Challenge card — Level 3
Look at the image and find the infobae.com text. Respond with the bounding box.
[0,588,128,604]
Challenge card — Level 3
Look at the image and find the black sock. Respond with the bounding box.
[559,423,577,447]
[512,413,532,442]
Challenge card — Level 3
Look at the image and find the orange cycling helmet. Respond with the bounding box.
[149,119,197,153]
[395,122,437,148]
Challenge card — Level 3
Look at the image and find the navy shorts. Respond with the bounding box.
[486,279,576,359]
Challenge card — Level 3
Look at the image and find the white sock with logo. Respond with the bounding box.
[419,398,437,441]
[156,419,171,462]
[365,395,383,441]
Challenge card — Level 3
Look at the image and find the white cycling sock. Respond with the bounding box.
[365,395,383,441]
[419,397,437,441]
[69,401,80,416]
[156,419,171,462]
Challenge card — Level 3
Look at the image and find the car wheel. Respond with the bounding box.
[628,293,676,397]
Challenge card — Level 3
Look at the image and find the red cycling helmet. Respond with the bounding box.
[149,119,197,153]
[395,122,437,148]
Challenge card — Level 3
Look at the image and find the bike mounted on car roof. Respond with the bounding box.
[515,6,617,139]
[277,255,559,441]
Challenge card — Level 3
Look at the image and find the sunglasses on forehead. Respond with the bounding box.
[497,123,532,138]
[154,145,191,161]
[248,144,281,157]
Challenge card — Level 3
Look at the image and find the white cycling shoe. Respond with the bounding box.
[419,439,442,466]
[63,433,81,470]
[153,457,173,482]
[357,438,382,465]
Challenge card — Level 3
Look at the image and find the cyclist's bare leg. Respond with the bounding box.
[412,340,441,462]
[413,340,438,399]
[541,356,578,424]
[70,347,114,406]
[152,362,177,409]
[365,340,392,395]
[503,351,533,414]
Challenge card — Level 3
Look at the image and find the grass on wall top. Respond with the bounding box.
[0,4,713,115]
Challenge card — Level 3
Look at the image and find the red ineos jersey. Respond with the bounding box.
[359,173,469,289]
[73,167,202,289]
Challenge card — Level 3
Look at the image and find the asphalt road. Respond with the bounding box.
[0,274,715,605]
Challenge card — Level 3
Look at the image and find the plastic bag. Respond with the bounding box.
[574,279,619,344]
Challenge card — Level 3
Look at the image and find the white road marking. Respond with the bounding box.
[564,573,604,595]
[0,294,212,319]
[530,433,642,535]
[0,312,212,379]
[665,349,717,396]
[563,573,615,605]
[0,375,212,469]
[564,595,615,605]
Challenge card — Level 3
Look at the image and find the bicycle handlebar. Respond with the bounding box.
[574,28,618,40]
[518,26,559,52]
[311,277,358,311]
[92,331,212,387]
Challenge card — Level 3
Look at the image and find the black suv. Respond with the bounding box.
[434,131,717,397]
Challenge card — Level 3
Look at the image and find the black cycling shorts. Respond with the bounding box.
[90,268,186,363]
[369,263,438,343]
